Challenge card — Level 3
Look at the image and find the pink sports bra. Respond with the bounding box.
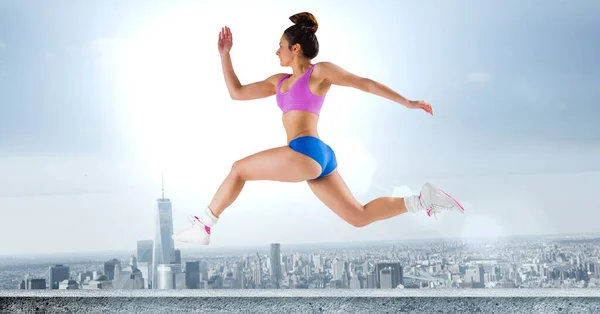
[276,64,326,115]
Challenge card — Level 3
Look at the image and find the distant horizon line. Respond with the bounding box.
[2,231,600,259]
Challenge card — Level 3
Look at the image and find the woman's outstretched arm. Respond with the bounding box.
[318,61,433,115]
[218,26,283,101]
[220,52,283,101]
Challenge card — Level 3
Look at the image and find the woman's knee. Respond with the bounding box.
[349,218,370,228]
[230,159,252,181]
[346,207,370,228]
[229,160,243,178]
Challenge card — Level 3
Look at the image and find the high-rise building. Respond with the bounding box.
[253,267,262,286]
[174,249,181,265]
[472,264,485,288]
[156,264,185,289]
[199,261,209,282]
[312,254,322,272]
[332,259,345,281]
[137,240,153,263]
[380,267,393,289]
[48,264,70,289]
[270,243,281,289]
[19,276,46,290]
[185,261,200,289]
[234,261,245,289]
[152,175,175,289]
[27,278,46,289]
[374,262,403,289]
[104,259,120,281]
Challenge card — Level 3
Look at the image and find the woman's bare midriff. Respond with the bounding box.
[283,110,320,144]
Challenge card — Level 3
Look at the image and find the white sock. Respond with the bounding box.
[404,195,424,213]
[195,206,219,227]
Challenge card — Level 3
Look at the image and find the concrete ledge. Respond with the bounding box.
[1,289,599,314]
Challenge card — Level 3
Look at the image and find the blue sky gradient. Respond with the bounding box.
[0,0,598,254]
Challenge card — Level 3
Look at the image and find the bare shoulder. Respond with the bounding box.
[266,73,288,86]
[309,62,328,82]
[313,61,339,71]
[312,61,334,73]
[312,62,343,81]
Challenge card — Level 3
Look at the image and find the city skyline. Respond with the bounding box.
[1,0,599,255]
[3,233,600,291]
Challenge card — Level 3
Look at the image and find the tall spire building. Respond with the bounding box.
[151,173,175,289]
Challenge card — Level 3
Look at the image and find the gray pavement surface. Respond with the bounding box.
[0,289,599,313]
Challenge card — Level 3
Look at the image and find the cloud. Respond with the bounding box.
[466,72,492,83]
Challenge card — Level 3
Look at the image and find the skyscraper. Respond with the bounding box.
[48,264,69,290]
[270,243,281,289]
[156,264,186,289]
[152,175,175,289]
[185,261,200,289]
[374,262,403,289]
[174,249,181,264]
[104,259,120,281]
[137,240,153,263]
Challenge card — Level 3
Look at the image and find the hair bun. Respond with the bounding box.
[289,12,318,33]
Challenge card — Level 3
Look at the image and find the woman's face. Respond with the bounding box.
[276,35,294,67]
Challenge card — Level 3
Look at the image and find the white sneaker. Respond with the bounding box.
[172,215,211,245]
[419,182,465,219]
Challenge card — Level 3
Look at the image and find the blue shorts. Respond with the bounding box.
[289,136,338,179]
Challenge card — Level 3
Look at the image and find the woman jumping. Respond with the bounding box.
[172,12,465,245]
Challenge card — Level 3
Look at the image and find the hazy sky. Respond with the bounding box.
[1,0,599,255]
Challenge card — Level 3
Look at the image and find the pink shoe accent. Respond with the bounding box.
[431,184,465,213]
[418,193,435,217]
[193,216,211,234]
